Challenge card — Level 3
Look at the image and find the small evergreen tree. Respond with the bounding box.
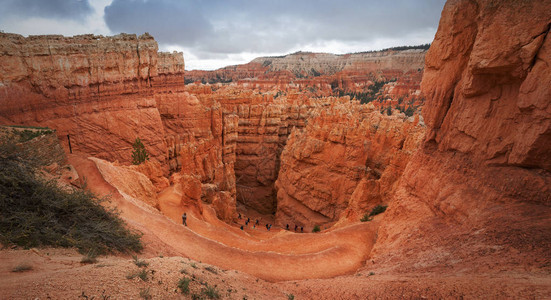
[131,138,149,165]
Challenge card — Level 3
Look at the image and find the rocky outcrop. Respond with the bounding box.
[371,0,551,274]
[0,33,170,167]
[275,100,425,227]
[0,33,238,222]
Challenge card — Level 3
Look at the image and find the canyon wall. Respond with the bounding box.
[0,33,169,167]
[370,0,551,273]
[0,33,237,221]
[186,49,427,115]
[275,101,425,228]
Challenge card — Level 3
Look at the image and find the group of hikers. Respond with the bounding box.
[182,211,305,233]
[238,213,304,232]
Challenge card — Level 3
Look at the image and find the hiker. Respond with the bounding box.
[265,224,269,230]
[294,224,298,232]
[286,224,289,230]
[247,217,250,223]
[238,213,242,219]
[255,219,259,225]
[182,212,188,226]
[301,226,303,233]
[240,225,244,230]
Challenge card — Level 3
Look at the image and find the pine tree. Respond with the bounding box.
[131,137,149,165]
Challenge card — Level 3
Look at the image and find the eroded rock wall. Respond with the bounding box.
[0,33,238,221]
[0,33,169,167]
[371,0,551,273]
[275,100,425,227]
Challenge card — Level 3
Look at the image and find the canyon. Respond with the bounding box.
[1,0,550,298]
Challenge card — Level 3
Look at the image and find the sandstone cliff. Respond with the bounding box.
[275,100,424,228]
[370,0,551,274]
[0,33,170,166]
[0,33,237,221]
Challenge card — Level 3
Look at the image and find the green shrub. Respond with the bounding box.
[369,205,387,217]
[131,137,149,165]
[0,142,142,255]
[287,294,295,300]
[178,277,191,294]
[312,225,321,233]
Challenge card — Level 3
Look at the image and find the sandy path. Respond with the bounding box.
[69,155,378,281]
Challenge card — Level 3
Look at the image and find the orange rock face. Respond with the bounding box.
[0,33,237,221]
[275,100,425,227]
[371,0,551,274]
[0,33,170,168]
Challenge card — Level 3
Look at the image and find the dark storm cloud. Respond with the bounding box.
[104,0,213,45]
[104,0,445,58]
[0,0,93,20]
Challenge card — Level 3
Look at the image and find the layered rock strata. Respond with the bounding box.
[371,0,551,273]
[0,33,168,167]
[0,33,237,221]
[275,101,425,227]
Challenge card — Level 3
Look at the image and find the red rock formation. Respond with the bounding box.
[275,100,425,227]
[0,33,170,167]
[186,49,427,110]
[371,0,551,274]
[0,33,237,222]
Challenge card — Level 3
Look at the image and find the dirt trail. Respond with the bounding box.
[68,155,378,282]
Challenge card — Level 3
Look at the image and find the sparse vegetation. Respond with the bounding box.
[370,204,387,216]
[10,128,54,143]
[12,263,33,272]
[178,277,191,294]
[131,137,149,165]
[81,252,98,264]
[126,268,149,281]
[190,262,198,269]
[205,266,218,274]
[133,255,149,267]
[312,225,321,233]
[287,293,295,300]
[0,140,143,255]
[191,293,203,300]
[202,284,220,299]
[361,204,388,222]
[139,287,152,300]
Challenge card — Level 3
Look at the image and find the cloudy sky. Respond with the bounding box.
[0,0,446,70]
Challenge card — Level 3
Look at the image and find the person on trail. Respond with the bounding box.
[301,226,304,233]
[255,219,259,225]
[265,224,269,230]
[182,212,188,226]
[238,213,242,219]
[240,225,244,230]
[286,224,289,230]
[294,224,298,232]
